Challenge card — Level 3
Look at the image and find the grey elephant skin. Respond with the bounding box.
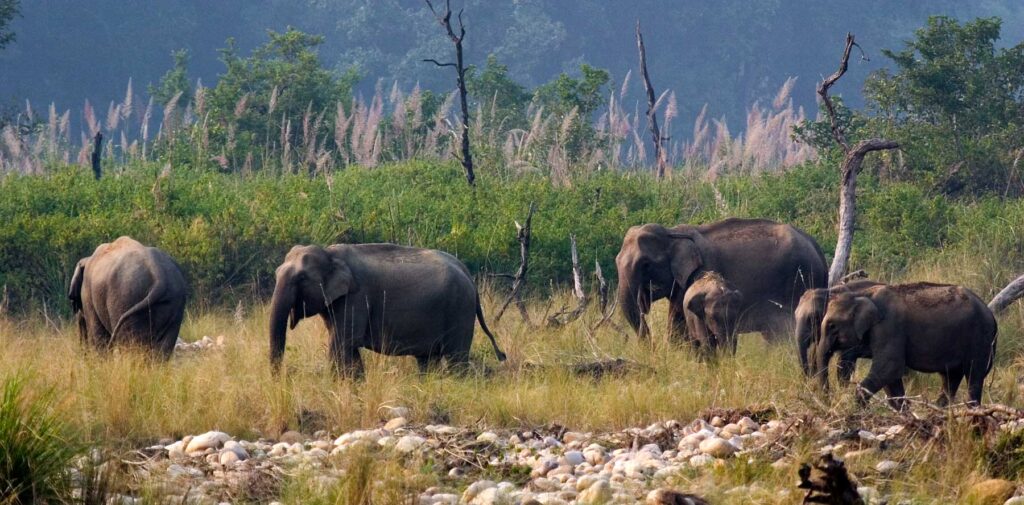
[68,236,188,357]
[819,282,997,407]
[268,244,505,375]
[615,218,828,347]
[683,272,743,357]
[796,279,883,386]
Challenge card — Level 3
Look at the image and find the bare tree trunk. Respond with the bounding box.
[636,21,667,179]
[548,234,588,327]
[990,274,1024,314]
[496,202,534,324]
[594,259,609,315]
[818,33,899,287]
[91,131,103,180]
[424,0,475,186]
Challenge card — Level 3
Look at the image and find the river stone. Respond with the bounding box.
[646,488,707,504]
[185,431,230,454]
[698,437,736,458]
[218,450,241,466]
[577,479,612,504]
[966,479,1017,505]
[561,450,585,466]
[384,417,408,431]
[394,435,426,453]
[874,460,898,474]
[279,430,304,444]
[461,480,497,503]
[477,431,500,443]
[1004,497,1024,505]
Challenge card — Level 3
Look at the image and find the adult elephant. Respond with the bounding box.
[796,279,884,385]
[68,236,188,357]
[615,218,827,347]
[268,244,506,376]
[819,282,997,408]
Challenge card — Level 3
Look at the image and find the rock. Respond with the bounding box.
[561,451,585,467]
[469,487,510,505]
[857,430,877,442]
[646,488,709,505]
[218,450,241,466]
[448,467,466,478]
[477,431,500,443]
[563,432,587,444]
[394,435,426,453]
[577,479,612,504]
[1004,497,1024,505]
[698,437,736,458]
[841,448,877,461]
[166,441,185,460]
[857,486,879,503]
[384,417,408,431]
[689,454,715,467]
[185,431,230,454]
[710,416,724,428]
[268,442,290,457]
[461,480,496,503]
[382,406,410,419]
[966,479,1017,505]
[874,460,898,474]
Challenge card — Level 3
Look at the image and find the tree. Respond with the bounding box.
[533,63,610,162]
[465,54,532,131]
[0,0,18,51]
[864,16,1024,194]
[148,49,192,107]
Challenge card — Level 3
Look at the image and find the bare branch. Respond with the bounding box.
[422,59,457,68]
[817,33,854,153]
[636,21,667,179]
[496,203,535,324]
[548,234,588,327]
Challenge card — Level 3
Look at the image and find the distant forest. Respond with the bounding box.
[2,0,1023,132]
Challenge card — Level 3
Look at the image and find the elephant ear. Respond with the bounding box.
[685,290,707,319]
[68,258,88,313]
[323,254,359,303]
[668,233,704,288]
[852,296,882,343]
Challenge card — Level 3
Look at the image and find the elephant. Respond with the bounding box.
[682,272,743,357]
[795,279,884,386]
[819,282,997,408]
[268,243,506,375]
[615,218,828,349]
[68,236,188,357]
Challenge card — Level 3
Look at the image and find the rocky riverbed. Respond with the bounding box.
[88,405,1024,505]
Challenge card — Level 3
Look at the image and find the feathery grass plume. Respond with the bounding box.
[47,103,58,158]
[83,100,99,137]
[334,101,352,165]
[23,100,33,123]
[105,101,120,132]
[620,69,632,99]
[281,118,292,172]
[408,84,424,132]
[0,376,80,504]
[268,86,279,116]
[120,78,134,121]
[773,76,797,111]
[194,80,207,118]
[140,97,153,155]
[234,92,250,119]
[59,110,70,140]
[160,91,183,142]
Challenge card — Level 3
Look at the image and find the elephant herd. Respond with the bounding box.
[67,217,998,409]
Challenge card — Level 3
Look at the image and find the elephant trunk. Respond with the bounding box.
[814,331,836,392]
[617,281,650,338]
[269,274,297,373]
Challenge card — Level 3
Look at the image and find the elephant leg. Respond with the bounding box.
[937,369,963,407]
[858,360,902,406]
[966,366,987,407]
[328,337,364,378]
[86,314,112,352]
[884,379,907,412]
[416,355,445,374]
[668,305,690,346]
[445,351,471,375]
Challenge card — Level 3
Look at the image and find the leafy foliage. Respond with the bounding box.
[148,49,192,108]
[0,0,17,51]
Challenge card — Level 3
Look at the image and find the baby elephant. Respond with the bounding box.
[683,272,743,357]
[268,243,506,376]
[69,236,188,357]
[820,282,996,408]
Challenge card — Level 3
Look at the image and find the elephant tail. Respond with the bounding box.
[110,277,167,344]
[476,296,507,362]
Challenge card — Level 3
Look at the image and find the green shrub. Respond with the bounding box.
[0,376,80,504]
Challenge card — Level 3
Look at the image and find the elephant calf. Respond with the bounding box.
[795,279,883,387]
[69,236,188,357]
[269,243,506,375]
[820,282,997,408]
[683,272,743,358]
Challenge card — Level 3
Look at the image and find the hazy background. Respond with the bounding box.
[2,1,1022,131]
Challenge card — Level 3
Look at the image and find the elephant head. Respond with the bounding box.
[684,272,743,353]
[794,288,828,378]
[616,224,707,337]
[817,293,881,377]
[269,245,358,371]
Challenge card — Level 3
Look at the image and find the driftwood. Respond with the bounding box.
[990,274,1024,314]
[91,131,103,180]
[839,270,868,284]
[547,234,588,327]
[495,202,534,324]
[423,0,475,186]
[798,453,864,505]
[636,21,667,179]
[819,34,899,286]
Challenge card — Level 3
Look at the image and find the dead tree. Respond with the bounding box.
[548,234,588,327]
[495,202,534,324]
[91,131,103,180]
[423,0,475,186]
[636,21,667,179]
[819,34,899,286]
[990,274,1024,314]
[594,260,609,314]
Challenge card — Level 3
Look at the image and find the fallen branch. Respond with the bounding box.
[495,202,534,324]
[547,234,588,327]
[989,274,1024,314]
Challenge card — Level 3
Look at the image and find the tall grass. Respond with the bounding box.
[0,376,80,504]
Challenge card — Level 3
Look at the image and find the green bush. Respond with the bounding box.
[0,376,80,504]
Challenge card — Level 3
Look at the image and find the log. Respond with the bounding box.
[989,274,1024,314]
